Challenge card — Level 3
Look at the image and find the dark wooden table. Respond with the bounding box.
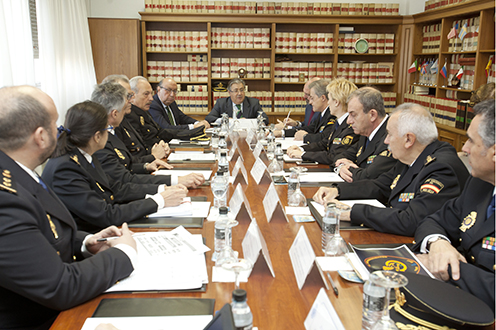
[50,135,413,330]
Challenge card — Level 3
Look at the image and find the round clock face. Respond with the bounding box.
[354,38,369,54]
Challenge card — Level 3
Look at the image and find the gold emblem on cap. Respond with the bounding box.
[46,214,59,239]
[390,174,401,190]
[460,211,477,232]
[114,148,125,160]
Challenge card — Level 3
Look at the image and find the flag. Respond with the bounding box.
[408,60,417,73]
[447,26,457,39]
[440,62,447,79]
[425,60,433,74]
[430,59,439,74]
[420,61,428,75]
[456,67,464,79]
[458,23,468,41]
[486,55,493,77]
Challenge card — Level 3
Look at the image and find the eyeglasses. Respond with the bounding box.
[126,92,135,100]
[230,88,245,93]
[162,87,178,94]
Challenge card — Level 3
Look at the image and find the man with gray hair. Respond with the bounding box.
[415,100,495,310]
[314,103,469,236]
[205,78,269,125]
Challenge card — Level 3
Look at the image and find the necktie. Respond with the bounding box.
[38,177,49,192]
[487,195,495,218]
[165,105,176,125]
[235,104,242,118]
[365,138,371,149]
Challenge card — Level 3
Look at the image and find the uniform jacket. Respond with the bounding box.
[301,119,359,165]
[94,133,171,185]
[335,117,397,180]
[149,95,197,130]
[338,140,470,236]
[115,117,155,163]
[205,96,268,125]
[414,177,495,311]
[0,150,133,329]
[126,104,164,148]
[42,148,159,233]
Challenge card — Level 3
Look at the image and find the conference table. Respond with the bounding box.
[50,132,413,330]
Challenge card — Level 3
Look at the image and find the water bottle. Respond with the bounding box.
[275,142,284,170]
[287,170,298,202]
[211,170,228,209]
[211,128,219,148]
[212,207,230,262]
[218,151,229,177]
[361,279,386,330]
[321,202,338,252]
[232,289,253,330]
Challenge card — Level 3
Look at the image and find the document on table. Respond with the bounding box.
[297,172,344,183]
[276,137,305,150]
[169,139,210,146]
[283,154,301,162]
[81,315,213,330]
[310,199,386,217]
[105,227,209,292]
[168,152,216,162]
[155,169,213,180]
[147,200,211,218]
[304,288,345,330]
[315,256,354,272]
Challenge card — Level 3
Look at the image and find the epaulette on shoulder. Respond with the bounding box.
[0,169,17,194]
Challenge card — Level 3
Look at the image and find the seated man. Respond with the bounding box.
[415,100,495,312]
[333,87,397,181]
[205,78,269,125]
[0,85,135,329]
[313,103,469,236]
[149,77,209,130]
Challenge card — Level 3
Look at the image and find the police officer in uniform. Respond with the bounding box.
[415,100,495,312]
[314,103,469,237]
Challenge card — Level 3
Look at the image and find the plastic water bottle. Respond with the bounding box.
[287,170,298,202]
[275,142,284,170]
[361,279,386,330]
[212,207,230,262]
[321,202,338,252]
[218,151,229,177]
[232,289,253,330]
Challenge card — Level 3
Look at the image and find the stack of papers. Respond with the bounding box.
[296,172,344,183]
[276,137,305,150]
[147,200,211,218]
[155,169,213,180]
[168,139,210,146]
[168,152,216,162]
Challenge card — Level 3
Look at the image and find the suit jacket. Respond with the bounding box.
[301,119,359,165]
[0,150,133,329]
[94,133,171,185]
[414,177,495,311]
[115,117,155,163]
[42,148,159,233]
[205,96,268,125]
[337,140,470,236]
[126,104,164,148]
[149,95,197,130]
[336,117,397,180]
[303,103,319,126]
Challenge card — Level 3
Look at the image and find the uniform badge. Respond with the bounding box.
[114,148,126,160]
[342,135,353,146]
[96,182,105,192]
[482,237,496,251]
[390,174,401,190]
[319,125,325,132]
[140,116,145,126]
[398,193,415,202]
[0,169,16,194]
[420,178,444,194]
[367,155,377,164]
[69,155,80,166]
[124,128,131,138]
[356,146,363,157]
[46,214,58,239]
[379,150,390,157]
[333,138,342,145]
[424,155,436,165]
[460,211,477,232]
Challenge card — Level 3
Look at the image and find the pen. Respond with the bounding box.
[283,110,292,130]
[327,273,339,297]
[96,237,120,242]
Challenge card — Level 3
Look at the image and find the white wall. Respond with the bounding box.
[88,0,426,19]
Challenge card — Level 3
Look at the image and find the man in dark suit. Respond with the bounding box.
[415,100,495,311]
[313,103,469,237]
[149,78,209,130]
[334,87,397,182]
[205,78,269,125]
[0,85,135,329]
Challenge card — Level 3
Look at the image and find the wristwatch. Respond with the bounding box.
[426,236,448,251]
[330,183,340,199]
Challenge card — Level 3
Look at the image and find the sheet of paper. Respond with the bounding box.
[297,172,344,183]
[211,266,251,283]
[229,118,257,130]
[155,169,212,181]
[169,139,210,146]
[285,206,311,215]
[81,315,213,330]
[262,182,283,223]
[168,153,216,162]
[252,141,263,159]
[173,150,204,154]
[283,154,301,162]
[276,137,306,150]
[242,220,275,277]
[304,288,345,330]
[147,201,211,218]
[289,226,316,290]
[315,256,354,272]
[310,199,386,217]
[250,157,267,184]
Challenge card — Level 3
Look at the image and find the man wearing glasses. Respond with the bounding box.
[149,78,210,130]
[205,78,269,125]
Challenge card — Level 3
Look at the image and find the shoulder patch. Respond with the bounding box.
[327,119,336,125]
[424,155,436,165]
[420,178,444,194]
[342,135,354,146]
[69,155,80,166]
[0,169,17,194]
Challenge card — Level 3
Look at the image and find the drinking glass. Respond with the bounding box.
[288,167,307,207]
[221,258,253,290]
[324,204,351,257]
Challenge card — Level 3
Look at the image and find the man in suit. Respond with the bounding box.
[415,100,495,311]
[205,78,269,125]
[0,85,135,329]
[149,78,210,130]
[313,103,469,237]
[333,87,397,182]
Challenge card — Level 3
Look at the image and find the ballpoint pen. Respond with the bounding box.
[327,273,339,296]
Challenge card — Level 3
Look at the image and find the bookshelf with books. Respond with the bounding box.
[406,0,494,151]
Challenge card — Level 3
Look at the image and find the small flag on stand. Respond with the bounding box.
[456,67,464,80]
[408,60,417,74]
[458,23,468,41]
[440,62,447,79]
[430,59,439,74]
[486,56,493,77]
[447,26,457,39]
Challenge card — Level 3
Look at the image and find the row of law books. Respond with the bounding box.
[424,0,471,12]
[421,23,441,54]
[274,33,333,53]
[447,17,480,52]
[147,61,209,82]
[145,31,208,52]
[212,91,272,112]
[175,91,210,113]
[211,28,270,49]
[338,33,394,54]
[404,93,474,129]
[335,62,395,84]
[273,62,333,82]
[211,57,271,79]
[447,54,475,90]
[273,92,306,113]
[144,0,400,16]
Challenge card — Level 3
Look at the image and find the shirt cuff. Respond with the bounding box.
[420,234,451,253]
[299,146,305,152]
[81,234,94,258]
[188,124,194,130]
[157,184,166,193]
[171,174,178,185]
[148,193,164,209]
[114,244,138,269]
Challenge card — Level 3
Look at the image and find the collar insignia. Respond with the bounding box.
[69,155,80,166]
[46,214,59,239]
[356,146,363,157]
[390,174,401,190]
[114,148,126,160]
